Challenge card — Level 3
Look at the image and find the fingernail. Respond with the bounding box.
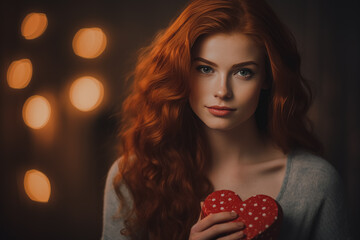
[231,211,238,217]
[236,222,244,228]
[238,231,246,238]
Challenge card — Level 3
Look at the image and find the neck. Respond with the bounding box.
[204,116,269,167]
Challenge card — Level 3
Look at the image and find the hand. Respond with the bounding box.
[189,202,246,240]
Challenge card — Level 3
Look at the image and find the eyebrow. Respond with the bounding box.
[193,57,259,69]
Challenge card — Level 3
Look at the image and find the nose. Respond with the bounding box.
[214,73,232,99]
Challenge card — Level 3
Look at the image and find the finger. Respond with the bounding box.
[192,211,240,232]
[200,221,245,240]
[198,201,204,222]
[217,229,246,240]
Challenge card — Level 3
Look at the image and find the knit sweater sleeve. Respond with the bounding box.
[278,150,353,240]
[309,160,352,239]
[101,160,130,240]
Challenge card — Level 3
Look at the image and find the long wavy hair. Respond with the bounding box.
[114,0,323,239]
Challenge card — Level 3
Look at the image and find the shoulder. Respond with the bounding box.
[106,158,121,186]
[288,149,344,194]
[290,149,340,179]
[104,156,132,203]
[103,158,121,213]
[286,150,353,239]
[102,157,132,240]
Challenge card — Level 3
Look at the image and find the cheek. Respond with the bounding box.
[188,79,198,112]
[235,84,262,109]
[188,93,196,111]
[189,79,206,106]
[243,87,261,102]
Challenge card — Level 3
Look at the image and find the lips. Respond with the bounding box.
[207,105,236,117]
[208,105,236,110]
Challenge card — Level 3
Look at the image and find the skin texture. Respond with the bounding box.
[190,206,246,240]
[188,32,269,239]
[114,1,323,238]
[189,32,266,132]
[188,32,288,240]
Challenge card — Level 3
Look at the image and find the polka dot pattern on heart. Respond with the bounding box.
[202,190,283,240]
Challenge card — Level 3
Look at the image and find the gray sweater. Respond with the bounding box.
[102,149,352,239]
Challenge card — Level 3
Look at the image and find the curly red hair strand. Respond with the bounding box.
[114,0,323,239]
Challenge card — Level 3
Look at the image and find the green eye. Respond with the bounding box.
[196,65,213,74]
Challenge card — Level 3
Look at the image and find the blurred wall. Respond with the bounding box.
[0,0,358,239]
[270,0,360,236]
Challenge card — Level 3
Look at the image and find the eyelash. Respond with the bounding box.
[235,68,254,79]
[196,65,214,74]
[195,65,254,79]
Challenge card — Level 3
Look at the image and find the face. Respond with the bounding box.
[189,32,266,131]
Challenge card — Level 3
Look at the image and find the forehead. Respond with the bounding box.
[192,32,264,64]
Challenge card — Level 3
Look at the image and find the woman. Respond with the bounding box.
[102,0,351,239]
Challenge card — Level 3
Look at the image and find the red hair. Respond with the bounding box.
[114,0,323,239]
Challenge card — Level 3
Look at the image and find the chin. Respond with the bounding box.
[203,120,238,131]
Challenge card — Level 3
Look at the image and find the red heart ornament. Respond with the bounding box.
[201,190,283,240]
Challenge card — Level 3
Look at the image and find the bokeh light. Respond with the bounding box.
[21,12,48,40]
[69,76,104,112]
[72,27,107,59]
[24,169,51,203]
[7,58,33,89]
[22,95,51,129]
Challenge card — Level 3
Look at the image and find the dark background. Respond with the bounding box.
[1,0,359,239]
